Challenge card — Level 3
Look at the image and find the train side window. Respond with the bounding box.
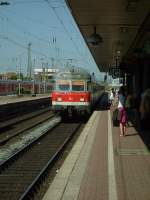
[87,81,92,91]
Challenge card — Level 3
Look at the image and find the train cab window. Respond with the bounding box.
[57,80,70,91]
[72,81,84,91]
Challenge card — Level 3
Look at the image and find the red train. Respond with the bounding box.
[0,80,53,95]
[51,68,104,116]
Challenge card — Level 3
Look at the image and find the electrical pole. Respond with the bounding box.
[27,42,32,80]
[42,62,47,94]
[16,58,21,96]
[32,58,36,96]
[51,57,54,69]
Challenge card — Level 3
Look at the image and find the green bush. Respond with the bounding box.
[16,87,25,94]
[24,90,31,94]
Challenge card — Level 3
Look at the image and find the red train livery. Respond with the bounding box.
[51,68,104,115]
[0,80,53,95]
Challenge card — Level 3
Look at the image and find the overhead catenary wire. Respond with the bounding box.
[0,14,55,47]
[44,0,83,61]
[0,0,97,74]
[0,0,83,62]
[0,11,79,60]
[7,0,42,5]
[0,34,78,63]
[61,1,99,69]
[0,34,49,58]
[10,0,65,6]
[44,0,97,70]
[0,21,78,66]
[0,6,62,32]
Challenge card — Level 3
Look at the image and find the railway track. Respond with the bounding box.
[0,109,56,145]
[0,107,52,129]
[0,97,51,122]
[0,122,83,200]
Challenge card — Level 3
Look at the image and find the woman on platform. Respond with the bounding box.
[118,86,127,136]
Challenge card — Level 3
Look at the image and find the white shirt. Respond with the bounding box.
[109,91,114,100]
[118,94,125,108]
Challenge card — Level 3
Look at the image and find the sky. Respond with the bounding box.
[0,0,104,80]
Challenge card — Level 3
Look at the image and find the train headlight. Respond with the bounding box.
[80,97,85,102]
[57,97,62,101]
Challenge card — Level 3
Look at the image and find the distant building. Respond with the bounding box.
[0,72,17,80]
[0,73,6,80]
[34,68,59,81]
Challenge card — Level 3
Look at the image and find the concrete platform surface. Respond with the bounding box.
[42,110,150,200]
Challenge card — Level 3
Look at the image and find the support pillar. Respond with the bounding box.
[142,60,150,90]
[134,64,143,95]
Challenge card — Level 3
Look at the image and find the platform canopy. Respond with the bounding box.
[66,0,150,73]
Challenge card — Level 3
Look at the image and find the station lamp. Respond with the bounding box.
[87,26,103,47]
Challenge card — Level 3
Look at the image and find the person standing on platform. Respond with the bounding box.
[109,88,115,106]
[118,86,127,136]
[139,88,150,130]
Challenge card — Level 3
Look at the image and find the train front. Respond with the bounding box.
[51,71,91,116]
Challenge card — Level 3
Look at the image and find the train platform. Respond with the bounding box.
[42,109,150,200]
[0,94,50,105]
